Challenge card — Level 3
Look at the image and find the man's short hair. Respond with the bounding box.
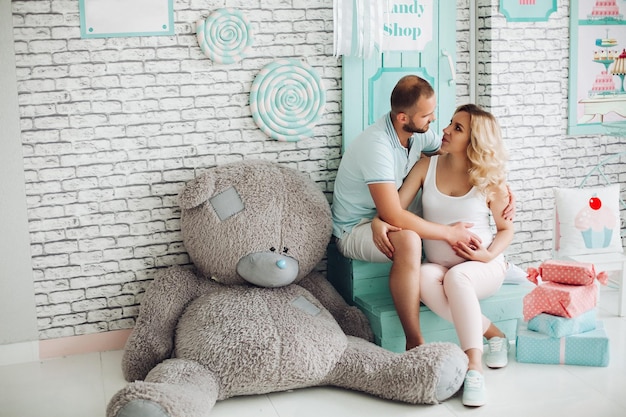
[390,75,435,116]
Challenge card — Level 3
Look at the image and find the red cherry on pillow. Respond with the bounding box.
[589,196,602,210]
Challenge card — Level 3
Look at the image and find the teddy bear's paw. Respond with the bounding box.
[107,377,218,417]
[433,348,467,402]
[107,383,174,417]
[394,342,467,404]
[115,399,170,417]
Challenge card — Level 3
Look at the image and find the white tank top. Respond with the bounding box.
[421,155,496,268]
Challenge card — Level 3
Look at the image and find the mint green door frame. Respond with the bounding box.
[341,2,456,151]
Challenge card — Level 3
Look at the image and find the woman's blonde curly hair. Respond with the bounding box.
[455,104,508,199]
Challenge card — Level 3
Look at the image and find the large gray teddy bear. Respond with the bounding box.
[107,160,468,417]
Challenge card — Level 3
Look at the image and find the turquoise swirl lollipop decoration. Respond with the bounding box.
[250,59,326,142]
[196,8,253,64]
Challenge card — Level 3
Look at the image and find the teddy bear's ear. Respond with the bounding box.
[178,173,215,209]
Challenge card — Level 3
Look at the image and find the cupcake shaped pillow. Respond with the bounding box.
[554,184,623,257]
[575,192,618,248]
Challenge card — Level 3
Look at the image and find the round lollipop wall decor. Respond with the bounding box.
[249,59,326,142]
[196,8,253,64]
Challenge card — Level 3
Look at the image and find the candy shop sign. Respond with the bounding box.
[382,0,433,52]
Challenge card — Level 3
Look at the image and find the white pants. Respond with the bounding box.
[420,256,507,352]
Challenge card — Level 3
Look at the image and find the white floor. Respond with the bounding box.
[1,287,625,417]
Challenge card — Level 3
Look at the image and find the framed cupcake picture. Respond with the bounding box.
[568,0,626,136]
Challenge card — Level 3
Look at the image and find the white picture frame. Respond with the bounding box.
[79,0,174,38]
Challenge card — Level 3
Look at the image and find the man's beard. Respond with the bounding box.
[402,120,429,134]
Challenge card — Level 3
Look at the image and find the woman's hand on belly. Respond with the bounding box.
[453,236,492,262]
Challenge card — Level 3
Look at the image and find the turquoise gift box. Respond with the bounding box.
[527,309,597,338]
[515,319,610,367]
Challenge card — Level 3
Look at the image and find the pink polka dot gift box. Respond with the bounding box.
[527,259,608,286]
[522,281,598,322]
[522,259,608,322]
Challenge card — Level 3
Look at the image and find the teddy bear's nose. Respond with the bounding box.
[236,251,299,288]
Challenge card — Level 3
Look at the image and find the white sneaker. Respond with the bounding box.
[485,336,509,368]
[462,370,486,407]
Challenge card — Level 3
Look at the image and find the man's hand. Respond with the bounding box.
[446,222,481,248]
[503,185,516,221]
[372,216,402,259]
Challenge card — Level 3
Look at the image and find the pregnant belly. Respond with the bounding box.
[423,239,465,268]
[423,230,494,268]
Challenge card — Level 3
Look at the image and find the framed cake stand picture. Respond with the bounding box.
[568,0,626,135]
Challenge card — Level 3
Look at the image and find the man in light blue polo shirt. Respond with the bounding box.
[331,107,440,243]
[331,75,480,350]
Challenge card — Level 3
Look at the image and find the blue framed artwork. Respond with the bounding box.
[500,0,558,22]
[79,0,174,39]
[568,0,626,135]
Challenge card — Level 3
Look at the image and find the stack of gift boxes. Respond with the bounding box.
[515,259,610,367]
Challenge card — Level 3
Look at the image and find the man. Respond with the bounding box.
[331,75,495,350]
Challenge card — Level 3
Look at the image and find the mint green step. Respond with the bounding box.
[356,285,531,352]
[373,319,521,353]
[327,242,532,353]
[327,242,392,302]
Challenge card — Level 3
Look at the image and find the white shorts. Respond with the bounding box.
[336,218,391,263]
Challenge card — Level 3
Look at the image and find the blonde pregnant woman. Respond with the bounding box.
[373,104,514,407]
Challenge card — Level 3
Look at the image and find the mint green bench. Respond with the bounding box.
[327,242,532,352]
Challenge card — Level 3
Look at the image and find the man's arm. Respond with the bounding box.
[503,185,516,221]
[371,158,476,246]
[369,183,475,247]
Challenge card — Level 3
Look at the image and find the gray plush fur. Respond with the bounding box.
[107,160,468,417]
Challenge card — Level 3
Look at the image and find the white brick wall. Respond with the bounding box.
[12,0,343,339]
[477,0,625,266]
[11,0,626,340]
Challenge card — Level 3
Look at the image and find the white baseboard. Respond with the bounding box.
[0,340,39,366]
[0,329,132,365]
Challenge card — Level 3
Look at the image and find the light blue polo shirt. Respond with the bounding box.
[331,113,440,238]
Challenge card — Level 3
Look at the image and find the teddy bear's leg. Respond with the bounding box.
[107,359,220,417]
[326,336,468,405]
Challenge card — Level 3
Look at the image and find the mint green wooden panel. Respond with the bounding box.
[377,329,459,352]
[378,318,520,353]
[341,1,456,152]
[367,62,432,126]
[356,284,532,340]
[352,259,392,279]
[352,276,391,298]
[326,243,393,302]
[342,53,433,151]
[326,242,355,303]
[328,237,532,350]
